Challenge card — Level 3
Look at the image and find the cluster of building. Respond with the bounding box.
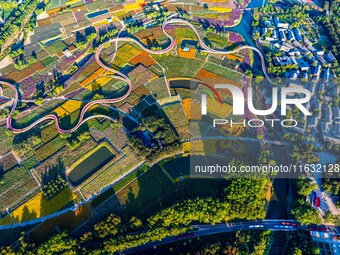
[311,230,340,255]
[254,15,337,83]
[254,15,339,144]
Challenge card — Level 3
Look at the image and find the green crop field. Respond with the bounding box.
[35,136,66,161]
[152,54,204,78]
[203,62,243,82]
[204,32,229,48]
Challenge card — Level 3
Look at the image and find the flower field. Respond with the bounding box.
[79,67,106,88]
[10,187,77,223]
[0,215,12,225]
[54,100,83,117]
[162,101,189,129]
[182,98,202,121]
[29,204,93,242]
[104,126,128,149]
[113,44,140,67]
[175,28,197,44]
[124,2,141,12]
[4,61,45,82]
[203,62,243,81]
[129,51,156,67]
[196,68,243,87]
[178,48,197,59]
[210,7,232,13]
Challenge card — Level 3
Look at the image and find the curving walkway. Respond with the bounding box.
[1,15,272,134]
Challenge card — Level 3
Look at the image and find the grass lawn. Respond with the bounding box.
[10,187,77,223]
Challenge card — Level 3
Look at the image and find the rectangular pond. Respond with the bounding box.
[68,144,115,186]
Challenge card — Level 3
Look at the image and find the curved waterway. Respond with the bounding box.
[224,0,267,74]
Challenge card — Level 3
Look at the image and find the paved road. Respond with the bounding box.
[124,220,340,254]
[192,135,291,146]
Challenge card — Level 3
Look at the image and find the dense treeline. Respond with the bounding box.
[315,1,340,63]
[0,0,44,49]
[291,177,322,225]
[129,115,181,162]
[41,158,67,199]
[136,231,272,255]
[290,144,320,164]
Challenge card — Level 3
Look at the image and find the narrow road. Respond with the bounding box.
[123,220,340,254]
[192,136,291,146]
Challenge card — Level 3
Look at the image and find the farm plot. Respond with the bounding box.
[203,62,243,82]
[41,124,59,143]
[4,61,45,82]
[33,138,99,176]
[152,54,203,78]
[161,101,190,140]
[0,167,38,212]
[34,136,66,161]
[44,40,68,57]
[80,146,141,197]
[10,187,77,223]
[0,152,18,172]
[104,126,128,149]
[112,43,140,67]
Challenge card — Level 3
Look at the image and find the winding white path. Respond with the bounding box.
[1,16,272,134]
